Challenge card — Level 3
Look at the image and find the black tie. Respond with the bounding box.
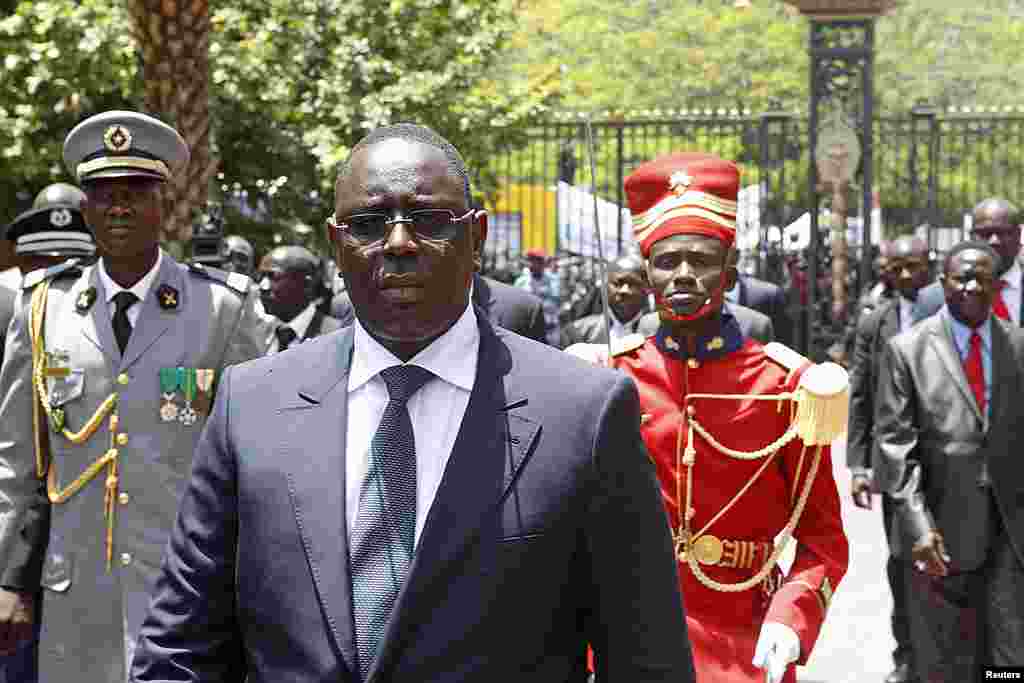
[111,291,137,354]
[350,364,433,680]
[275,325,298,351]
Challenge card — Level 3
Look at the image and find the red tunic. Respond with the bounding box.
[613,337,849,683]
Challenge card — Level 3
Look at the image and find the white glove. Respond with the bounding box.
[752,621,800,683]
[564,343,609,366]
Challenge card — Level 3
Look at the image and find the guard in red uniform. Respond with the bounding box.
[569,153,850,683]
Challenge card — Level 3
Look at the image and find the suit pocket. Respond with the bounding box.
[500,532,547,543]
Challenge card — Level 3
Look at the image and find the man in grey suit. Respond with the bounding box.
[875,241,1024,680]
[560,254,649,348]
[0,110,271,683]
[846,235,930,683]
[131,123,695,683]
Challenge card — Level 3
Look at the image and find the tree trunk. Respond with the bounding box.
[128,0,215,246]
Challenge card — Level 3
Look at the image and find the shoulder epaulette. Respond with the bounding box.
[187,262,251,295]
[21,258,82,290]
[762,341,810,373]
[611,333,646,357]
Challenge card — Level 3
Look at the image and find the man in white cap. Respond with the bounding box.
[0,110,272,682]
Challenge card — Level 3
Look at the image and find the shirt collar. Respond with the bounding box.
[942,306,992,352]
[654,304,744,362]
[1001,260,1021,290]
[98,248,163,305]
[284,301,319,340]
[349,302,479,394]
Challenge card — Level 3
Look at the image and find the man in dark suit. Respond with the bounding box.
[333,273,548,344]
[916,198,1023,326]
[257,245,344,353]
[131,123,695,683]
[726,251,791,346]
[875,241,1024,680]
[846,235,930,683]
[561,254,648,348]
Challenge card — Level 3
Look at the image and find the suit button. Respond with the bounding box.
[117,373,130,385]
[118,492,130,505]
[120,553,132,566]
[116,433,129,446]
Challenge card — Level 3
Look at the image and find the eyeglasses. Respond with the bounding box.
[332,208,474,243]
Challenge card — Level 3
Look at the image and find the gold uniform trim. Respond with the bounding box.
[76,156,170,180]
[633,190,737,230]
[634,206,738,243]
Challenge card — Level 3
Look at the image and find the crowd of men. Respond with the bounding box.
[0,108,1020,683]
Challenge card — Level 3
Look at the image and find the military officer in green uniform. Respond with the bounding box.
[0,110,272,682]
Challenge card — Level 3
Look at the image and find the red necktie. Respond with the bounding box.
[992,280,1011,321]
[964,332,986,413]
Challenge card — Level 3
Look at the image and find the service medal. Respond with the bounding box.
[691,534,724,566]
[159,368,180,423]
[179,367,198,426]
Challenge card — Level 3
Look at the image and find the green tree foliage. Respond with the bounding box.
[0,0,557,249]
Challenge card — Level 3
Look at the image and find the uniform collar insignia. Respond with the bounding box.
[75,287,97,313]
[654,307,744,363]
[157,283,179,310]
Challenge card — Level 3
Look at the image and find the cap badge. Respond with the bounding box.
[157,284,179,310]
[50,208,72,228]
[76,287,97,313]
[669,171,692,196]
[103,124,132,152]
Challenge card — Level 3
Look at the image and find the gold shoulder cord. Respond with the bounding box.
[30,280,122,571]
[676,376,844,593]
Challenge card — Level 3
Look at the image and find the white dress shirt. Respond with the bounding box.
[609,310,642,343]
[999,260,1021,325]
[97,249,163,327]
[346,303,479,545]
[270,301,318,353]
[898,295,915,334]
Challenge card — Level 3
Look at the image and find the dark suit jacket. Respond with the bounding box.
[305,308,344,340]
[331,276,548,344]
[131,313,695,683]
[734,275,791,346]
[635,303,774,344]
[846,297,926,472]
[472,274,547,343]
[874,313,1024,571]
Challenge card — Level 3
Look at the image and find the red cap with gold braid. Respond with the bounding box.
[626,152,740,256]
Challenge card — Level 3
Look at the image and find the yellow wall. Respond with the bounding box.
[487,183,557,253]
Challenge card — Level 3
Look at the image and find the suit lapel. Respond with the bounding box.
[879,302,900,342]
[304,309,323,341]
[281,329,358,675]
[368,315,540,682]
[118,256,180,371]
[76,267,120,375]
[929,316,983,421]
[988,320,1010,432]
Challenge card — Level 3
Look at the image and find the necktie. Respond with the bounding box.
[964,331,986,414]
[992,280,1011,321]
[351,364,433,680]
[275,325,297,351]
[111,291,138,354]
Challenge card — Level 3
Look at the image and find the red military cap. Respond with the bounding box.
[625,152,740,256]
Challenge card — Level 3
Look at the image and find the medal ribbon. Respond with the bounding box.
[160,367,180,395]
[181,367,196,403]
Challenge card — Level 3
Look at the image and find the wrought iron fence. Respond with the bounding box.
[483,108,1024,356]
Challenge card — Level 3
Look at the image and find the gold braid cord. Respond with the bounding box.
[678,390,825,593]
[30,280,123,571]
